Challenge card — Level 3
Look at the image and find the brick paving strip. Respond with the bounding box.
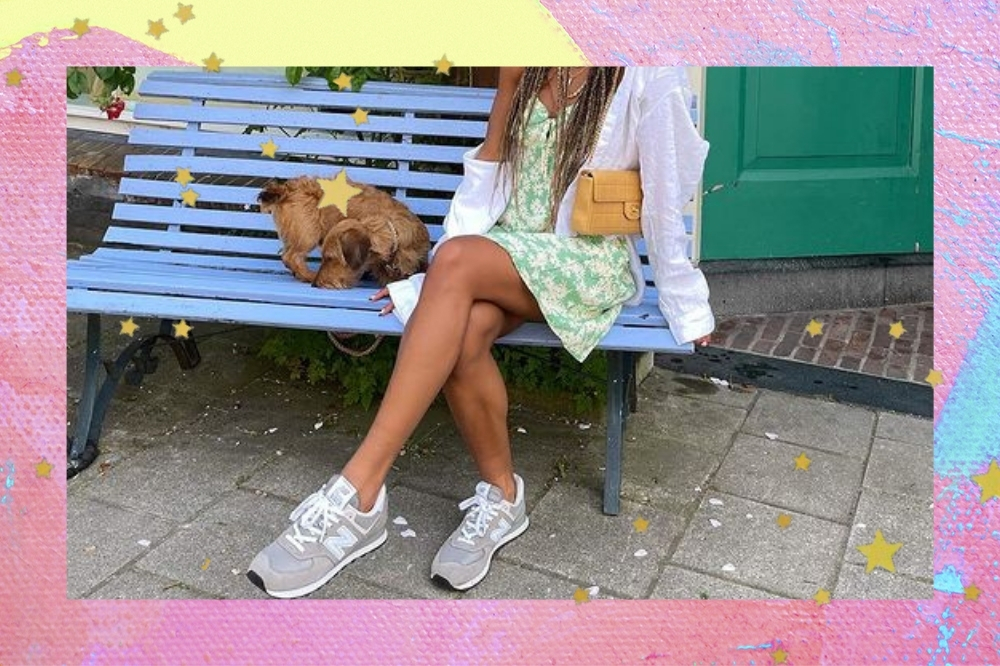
[712,303,933,384]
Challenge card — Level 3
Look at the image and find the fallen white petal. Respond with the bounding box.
[275,450,283,456]
[393,516,408,526]
[855,523,866,530]
[313,421,323,430]
[709,377,730,387]
[137,539,151,548]
[694,486,702,493]
[765,432,779,440]
[708,498,724,506]
[266,427,278,435]
[400,529,417,538]
[231,568,241,576]
[587,585,600,598]
[515,427,527,434]
[709,519,722,528]
[578,423,592,430]
[634,549,648,558]
[746,514,754,520]
[722,563,736,572]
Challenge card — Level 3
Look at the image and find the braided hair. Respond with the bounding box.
[498,67,623,226]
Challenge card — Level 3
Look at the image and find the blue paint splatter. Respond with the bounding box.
[936,130,1000,150]
[0,459,13,506]
[934,565,965,594]
[792,0,843,63]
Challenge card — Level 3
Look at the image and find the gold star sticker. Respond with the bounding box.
[772,649,788,664]
[203,52,223,72]
[180,188,199,207]
[964,583,981,601]
[776,513,792,529]
[333,72,353,91]
[72,18,90,37]
[260,138,278,158]
[813,588,831,605]
[805,319,824,337]
[632,516,649,533]
[119,317,139,337]
[174,3,195,24]
[351,108,369,125]
[888,321,906,339]
[5,70,22,86]
[147,19,168,39]
[925,369,944,387]
[35,458,53,478]
[175,167,194,187]
[572,587,590,603]
[173,320,193,339]
[317,169,361,215]
[856,528,902,574]
[971,459,1000,504]
[794,452,812,471]
[434,54,453,75]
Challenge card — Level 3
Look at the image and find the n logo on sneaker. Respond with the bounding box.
[490,518,511,543]
[323,525,358,560]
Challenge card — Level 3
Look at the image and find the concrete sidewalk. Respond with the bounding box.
[66,318,934,601]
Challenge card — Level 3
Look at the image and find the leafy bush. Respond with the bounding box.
[67,66,136,111]
[283,66,469,90]
[258,329,607,414]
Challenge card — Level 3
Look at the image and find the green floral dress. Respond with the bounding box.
[486,98,636,362]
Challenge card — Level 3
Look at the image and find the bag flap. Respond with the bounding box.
[586,170,642,203]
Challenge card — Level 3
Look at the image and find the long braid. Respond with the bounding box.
[498,67,623,227]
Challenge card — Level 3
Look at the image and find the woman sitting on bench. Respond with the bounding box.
[247,66,715,598]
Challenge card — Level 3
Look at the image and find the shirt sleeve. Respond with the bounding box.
[440,144,511,242]
[637,68,715,345]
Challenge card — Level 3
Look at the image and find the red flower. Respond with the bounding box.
[104,99,125,120]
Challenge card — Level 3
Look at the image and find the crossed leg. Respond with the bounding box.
[340,236,542,511]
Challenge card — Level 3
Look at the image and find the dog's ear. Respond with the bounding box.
[257,181,285,206]
[339,228,372,272]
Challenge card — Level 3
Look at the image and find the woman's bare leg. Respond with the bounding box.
[442,302,523,502]
[340,237,542,511]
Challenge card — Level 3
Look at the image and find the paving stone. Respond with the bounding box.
[712,434,864,524]
[462,561,586,600]
[241,437,366,504]
[649,565,784,600]
[670,492,847,599]
[77,434,274,523]
[86,567,215,600]
[309,573,411,600]
[135,489,295,600]
[834,563,933,600]
[67,496,177,598]
[863,437,933,500]
[629,392,747,456]
[346,485,464,600]
[742,390,875,459]
[641,368,759,409]
[875,411,933,448]
[844,488,932,580]
[620,431,723,512]
[501,482,685,599]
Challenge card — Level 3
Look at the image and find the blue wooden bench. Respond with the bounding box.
[67,70,698,514]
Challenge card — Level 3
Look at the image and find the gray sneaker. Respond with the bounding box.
[431,474,529,590]
[246,474,387,598]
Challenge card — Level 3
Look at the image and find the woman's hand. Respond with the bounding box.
[371,287,394,316]
[693,334,711,348]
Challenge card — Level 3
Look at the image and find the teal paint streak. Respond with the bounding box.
[0,459,13,506]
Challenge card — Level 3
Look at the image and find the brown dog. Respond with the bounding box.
[258,176,430,288]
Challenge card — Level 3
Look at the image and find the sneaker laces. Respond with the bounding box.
[457,491,501,546]
[285,490,345,553]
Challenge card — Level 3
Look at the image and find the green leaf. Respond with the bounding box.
[285,67,303,86]
[67,69,88,97]
[94,67,116,82]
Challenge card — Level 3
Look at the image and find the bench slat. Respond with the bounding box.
[138,80,495,115]
[117,178,455,217]
[67,289,688,352]
[129,128,471,165]
[123,155,463,192]
[133,103,490,138]
[68,262,670,327]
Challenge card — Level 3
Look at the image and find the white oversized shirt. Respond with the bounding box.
[387,66,715,345]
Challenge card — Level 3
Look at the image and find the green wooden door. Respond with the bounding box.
[699,67,933,260]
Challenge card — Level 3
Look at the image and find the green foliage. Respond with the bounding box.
[258,329,606,414]
[66,66,136,107]
[283,66,467,90]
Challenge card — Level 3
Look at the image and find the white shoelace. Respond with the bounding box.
[457,492,501,546]
[285,490,344,553]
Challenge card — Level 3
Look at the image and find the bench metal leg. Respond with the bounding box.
[604,350,635,515]
[67,317,202,478]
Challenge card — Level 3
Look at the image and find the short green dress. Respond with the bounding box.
[486,98,636,362]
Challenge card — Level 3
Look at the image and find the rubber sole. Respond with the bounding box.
[432,516,530,591]
[248,528,388,599]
